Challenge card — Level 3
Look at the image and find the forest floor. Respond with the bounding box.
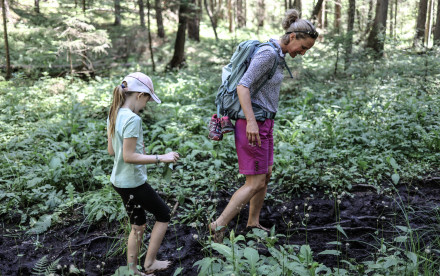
[1,175,440,276]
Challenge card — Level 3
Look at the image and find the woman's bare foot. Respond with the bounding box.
[209,222,226,243]
[144,260,171,274]
[246,223,270,232]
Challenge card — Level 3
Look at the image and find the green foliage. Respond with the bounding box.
[195,230,331,275]
[32,255,61,276]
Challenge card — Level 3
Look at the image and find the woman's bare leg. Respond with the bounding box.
[210,173,267,231]
[247,166,272,230]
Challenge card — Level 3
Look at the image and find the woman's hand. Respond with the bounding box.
[246,120,261,147]
[160,152,180,163]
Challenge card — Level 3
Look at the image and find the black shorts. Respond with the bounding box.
[112,182,171,225]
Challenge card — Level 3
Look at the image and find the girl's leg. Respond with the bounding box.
[143,221,171,272]
[210,173,267,231]
[247,166,272,230]
[127,224,147,275]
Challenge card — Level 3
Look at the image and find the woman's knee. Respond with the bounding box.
[247,175,267,193]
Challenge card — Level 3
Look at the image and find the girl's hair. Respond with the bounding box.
[108,85,150,137]
[108,85,127,137]
[281,9,318,44]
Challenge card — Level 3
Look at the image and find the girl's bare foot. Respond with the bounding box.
[131,268,154,276]
[144,260,171,274]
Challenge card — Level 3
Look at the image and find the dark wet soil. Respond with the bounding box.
[1,176,440,275]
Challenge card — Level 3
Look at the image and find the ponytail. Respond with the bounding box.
[108,85,126,137]
[281,9,318,44]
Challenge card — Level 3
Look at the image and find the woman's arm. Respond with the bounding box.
[122,137,179,164]
[107,129,115,156]
[237,85,261,147]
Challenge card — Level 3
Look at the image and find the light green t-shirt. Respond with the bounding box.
[109,108,147,188]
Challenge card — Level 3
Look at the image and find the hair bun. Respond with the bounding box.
[282,9,300,30]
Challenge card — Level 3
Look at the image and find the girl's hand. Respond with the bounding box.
[246,120,261,147]
[160,152,180,163]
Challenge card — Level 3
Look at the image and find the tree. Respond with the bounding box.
[114,0,121,26]
[138,0,145,29]
[1,0,11,80]
[310,0,324,24]
[345,0,356,70]
[155,0,165,38]
[293,0,302,12]
[167,0,189,69]
[34,0,39,13]
[146,0,155,71]
[425,0,434,45]
[334,0,341,34]
[56,17,110,75]
[188,0,201,41]
[204,0,219,40]
[366,0,389,56]
[227,0,232,32]
[237,0,245,28]
[434,0,440,44]
[256,0,265,31]
[389,0,393,38]
[415,0,428,46]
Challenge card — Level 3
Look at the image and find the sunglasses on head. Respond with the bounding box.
[286,30,319,39]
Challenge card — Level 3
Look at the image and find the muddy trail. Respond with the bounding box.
[1,177,440,276]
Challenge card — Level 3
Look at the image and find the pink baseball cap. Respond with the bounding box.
[122,72,161,103]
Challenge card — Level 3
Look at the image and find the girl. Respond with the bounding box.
[107,72,180,275]
[209,9,318,242]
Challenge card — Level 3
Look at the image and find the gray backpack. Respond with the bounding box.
[215,40,292,121]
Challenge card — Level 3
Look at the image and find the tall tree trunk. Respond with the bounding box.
[147,0,155,71]
[366,0,389,57]
[389,0,393,38]
[394,0,397,38]
[204,0,219,40]
[289,0,292,9]
[82,0,86,13]
[237,0,245,28]
[345,0,356,70]
[155,0,165,38]
[228,0,232,32]
[364,0,374,37]
[139,0,145,29]
[434,0,440,44]
[188,0,200,41]
[1,0,11,80]
[256,0,264,27]
[334,0,341,34]
[310,0,324,23]
[293,0,302,12]
[244,0,246,26]
[34,0,39,13]
[114,0,121,26]
[425,0,434,45]
[415,0,428,46]
[168,0,189,69]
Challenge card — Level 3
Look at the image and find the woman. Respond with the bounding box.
[209,9,318,241]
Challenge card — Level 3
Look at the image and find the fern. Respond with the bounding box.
[27,214,52,235]
[32,255,61,276]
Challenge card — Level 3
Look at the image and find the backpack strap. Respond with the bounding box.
[252,41,294,94]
